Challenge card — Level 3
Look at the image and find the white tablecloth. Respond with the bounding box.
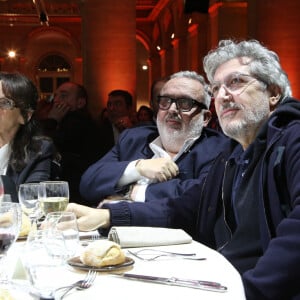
[4,236,246,300]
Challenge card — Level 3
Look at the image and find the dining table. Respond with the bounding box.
[3,231,246,300]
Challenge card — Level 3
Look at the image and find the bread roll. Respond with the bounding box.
[18,213,31,237]
[80,240,126,267]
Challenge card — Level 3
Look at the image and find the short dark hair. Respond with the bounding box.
[108,89,133,108]
[75,83,88,101]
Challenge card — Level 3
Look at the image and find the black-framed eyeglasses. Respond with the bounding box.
[0,97,16,110]
[210,72,260,98]
[157,96,207,112]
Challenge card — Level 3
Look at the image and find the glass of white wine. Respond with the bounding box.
[38,181,69,216]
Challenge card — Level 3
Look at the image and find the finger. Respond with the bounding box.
[77,212,105,231]
[66,203,94,218]
[163,168,173,179]
[76,216,94,231]
[156,172,168,182]
[167,162,179,176]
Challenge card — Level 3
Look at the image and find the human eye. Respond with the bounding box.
[211,84,220,97]
[226,73,246,91]
[0,97,14,109]
[178,98,192,110]
[158,96,170,107]
[60,93,68,99]
[227,75,239,87]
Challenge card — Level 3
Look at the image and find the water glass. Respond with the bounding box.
[38,181,69,216]
[0,194,12,204]
[44,211,80,258]
[18,183,41,226]
[22,229,67,298]
[0,202,21,280]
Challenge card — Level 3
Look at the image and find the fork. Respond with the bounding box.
[55,270,97,299]
[127,249,206,261]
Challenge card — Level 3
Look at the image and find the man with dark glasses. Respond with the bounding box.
[67,70,228,233]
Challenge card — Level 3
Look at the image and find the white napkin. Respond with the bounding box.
[108,226,192,248]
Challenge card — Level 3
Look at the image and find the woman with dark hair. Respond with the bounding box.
[136,105,154,125]
[0,72,60,199]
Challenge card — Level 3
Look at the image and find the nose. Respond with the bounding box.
[215,85,232,102]
[168,101,178,112]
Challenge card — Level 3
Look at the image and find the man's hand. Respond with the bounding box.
[114,116,133,132]
[47,102,70,122]
[66,203,110,231]
[136,157,179,182]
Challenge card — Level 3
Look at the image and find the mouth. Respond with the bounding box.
[166,118,181,127]
[220,107,239,119]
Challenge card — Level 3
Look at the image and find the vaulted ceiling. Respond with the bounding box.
[0,0,165,26]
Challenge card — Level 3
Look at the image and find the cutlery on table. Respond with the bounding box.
[116,273,227,292]
[54,270,97,299]
[127,249,206,261]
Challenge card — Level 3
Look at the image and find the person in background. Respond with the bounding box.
[97,89,136,156]
[136,105,154,126]
[66,70,229,234]
[0,72,59,200]
[172,39,300,299]
[38,81,101,204]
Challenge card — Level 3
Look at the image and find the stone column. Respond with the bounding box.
[81,0,136,118]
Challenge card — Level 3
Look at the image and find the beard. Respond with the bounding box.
[220,101,269,141]
[157,113,204,153]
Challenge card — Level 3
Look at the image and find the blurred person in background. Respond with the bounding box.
[97,89,136,156]
[38,81,101,204]
[136,105,155,126]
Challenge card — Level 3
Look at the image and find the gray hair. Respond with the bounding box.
[203,39,292,99]
[170,70,211,108]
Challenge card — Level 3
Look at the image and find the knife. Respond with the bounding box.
[118,273,227,292]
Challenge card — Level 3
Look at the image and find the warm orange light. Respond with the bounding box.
[8,50,16,58]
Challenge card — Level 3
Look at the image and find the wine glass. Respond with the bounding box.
[0,202,21,281]
[44,211,80,258]
[18,183,41,228]
[22,229,67,298]
[0,194,12,204]
[38,181,69,216]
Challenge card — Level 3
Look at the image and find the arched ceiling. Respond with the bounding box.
[0,0,165,26]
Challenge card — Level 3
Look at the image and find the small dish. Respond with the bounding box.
[67,256,134,271]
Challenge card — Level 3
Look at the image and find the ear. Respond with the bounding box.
[19,110,33,125]
[77,97,86,109]
[268,85,281,110]
[203,110,212,127]
[269,94,281,110]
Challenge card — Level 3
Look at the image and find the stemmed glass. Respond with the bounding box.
[0,202,21,281]
[18,183,41,229]
[38,181,69,216]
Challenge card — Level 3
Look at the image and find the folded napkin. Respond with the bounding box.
[108,226,192,248]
